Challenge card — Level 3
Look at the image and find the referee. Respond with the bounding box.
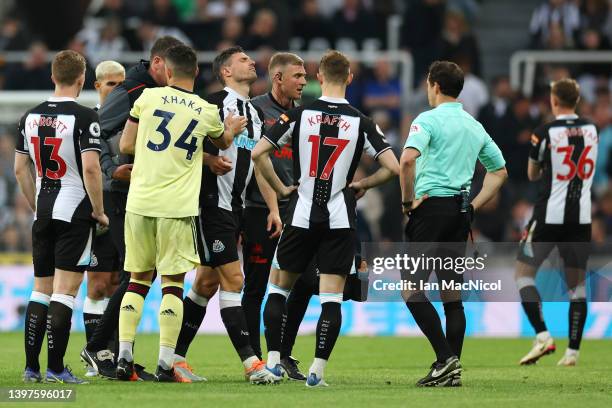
[399,61,507,387]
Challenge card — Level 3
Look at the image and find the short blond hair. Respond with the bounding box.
[95,60,125,81]
[268,52,304,76]
[52,50,86,86]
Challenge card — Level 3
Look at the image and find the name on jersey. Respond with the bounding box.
[27,116,69,133]
[234,134,257,151]
[550,126,597,145]
[307,114,351,131]
[161,95,202,115]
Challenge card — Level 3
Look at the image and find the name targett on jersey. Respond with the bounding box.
[233,132,257,150]
[161,94,203,115]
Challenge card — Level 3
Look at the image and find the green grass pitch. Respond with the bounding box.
[0,332,611,407]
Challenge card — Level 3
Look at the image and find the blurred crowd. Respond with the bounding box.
[0,0,611,251]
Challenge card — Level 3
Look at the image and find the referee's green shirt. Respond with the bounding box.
[404,102,505,199]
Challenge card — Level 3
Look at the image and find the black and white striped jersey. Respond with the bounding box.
[529,114,598,224]
[201,86,264,212]
[15,97,102,224]
[264,96,391,229]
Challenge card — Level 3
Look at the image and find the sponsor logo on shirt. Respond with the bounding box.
[233,134,257,151]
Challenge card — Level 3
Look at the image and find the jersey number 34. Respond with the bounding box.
[147,109,198,160]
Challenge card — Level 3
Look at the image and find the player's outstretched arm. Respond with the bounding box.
[252,138,295,199]
[209,111,247,150]
[349,149,400,199]
[82,151,109,227]
[14,153,36,212]
[119,119,138,155]
[471,167,508,211]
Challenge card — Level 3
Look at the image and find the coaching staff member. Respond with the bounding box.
[399,61,507,387]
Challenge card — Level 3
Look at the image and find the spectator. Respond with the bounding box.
[331,0,373,51]
[94,0,133,20]
[3,41,52,90]
[146,0,181,27]
[401,0,446,85]
[79,17,129,65]
[219,14,244,47]
[440,10,481,77]
[206,0,250,19]
[457,56,488,117]
[345,60,365,112]
[593,96,612,192]
[529,0,580,49]
[241,8,287,50]
[292,0,334,51]
[478,75,516,148]
[363,59,402,123]
[580,0,611,34]
[0,13,31,51]
[578,28,611,78]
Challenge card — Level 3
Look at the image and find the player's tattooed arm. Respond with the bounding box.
[210,111,247,150]
[252,138,296,199]
[119,118,138,155]
[14,153,36,211]
[527,160,543,181]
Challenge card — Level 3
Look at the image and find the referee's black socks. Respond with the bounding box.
[174,289,209,359]
[443,301,466,359]
[24,292,50,372]
[405,292,454,363]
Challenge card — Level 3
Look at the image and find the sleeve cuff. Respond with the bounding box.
[15,149,29,155]
[373,146,392,160]
[81,147,102,153]
[128,115,139,123]
[263,135,280,150]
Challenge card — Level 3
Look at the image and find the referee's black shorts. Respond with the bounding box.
[517,218,591,269]
[403,196,469,285]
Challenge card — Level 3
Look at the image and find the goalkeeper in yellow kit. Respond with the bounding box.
[116,44,247,382]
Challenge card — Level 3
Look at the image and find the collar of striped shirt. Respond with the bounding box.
[319,95,349,104]
[48,96,76,102]
[224,86,249,101]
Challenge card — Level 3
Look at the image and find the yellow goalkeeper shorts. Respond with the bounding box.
[124,212,199,275]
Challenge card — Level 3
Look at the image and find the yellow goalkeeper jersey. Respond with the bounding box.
[126,85,224,218]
